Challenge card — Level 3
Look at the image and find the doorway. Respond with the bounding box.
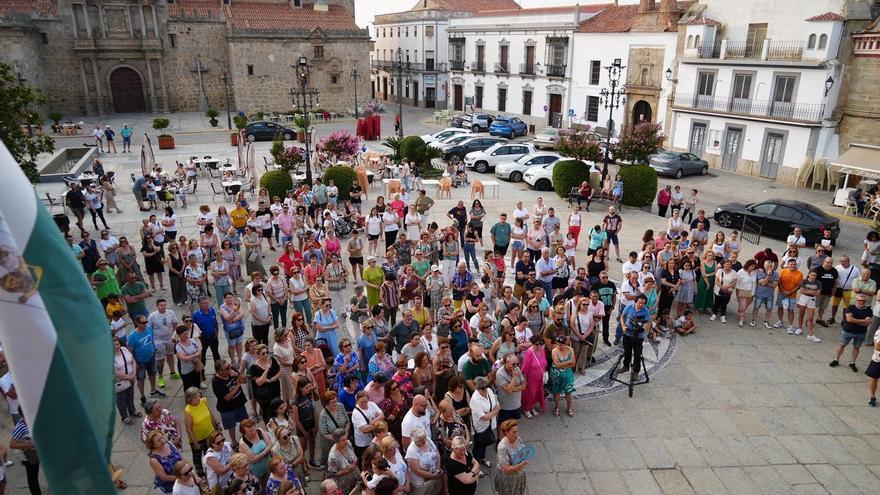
[109,67,146,113]
[548,93,562,128]
[759,132,785,178]
[689,122,707,157]
[453,84,463,111]
[382,78,388,101]
[632,100,652,125]
[413,81,419,107]
[371,80,376,100]
[425,87,435,108]
[721,127,743,170]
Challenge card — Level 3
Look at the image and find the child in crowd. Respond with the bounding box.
[675,310,697,335]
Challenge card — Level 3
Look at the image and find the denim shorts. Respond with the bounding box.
[226,333,245,346]
[607,232,619,245]
[839,331,866,347]
[220,404,249,430]
[777,294,797,310]
[136,357,157,380]
[754,295,774,310]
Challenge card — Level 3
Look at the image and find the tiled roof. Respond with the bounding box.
[805,12,846,22]
[167,0,222,20]
[471,4,608,18]
[0,0,56,18]
[684,16,720,26]
[229,3,360,32]
[420,0,522,13]
[576,1,694,33]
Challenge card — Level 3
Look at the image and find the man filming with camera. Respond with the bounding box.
[618,294,651,383]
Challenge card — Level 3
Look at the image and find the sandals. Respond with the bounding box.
[567,409,574,417]
[122,417,133,425]
[553,408,560,417]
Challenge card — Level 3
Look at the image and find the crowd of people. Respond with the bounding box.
[5,165,880,495]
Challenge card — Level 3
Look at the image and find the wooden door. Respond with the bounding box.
[454,84,463,111]
[109,67,146,113]
[549,94,562,128]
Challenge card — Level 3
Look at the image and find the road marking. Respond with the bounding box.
[828,212,875,226]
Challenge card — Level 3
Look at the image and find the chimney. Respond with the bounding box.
[638,0,656,13]
[314,0,328,12]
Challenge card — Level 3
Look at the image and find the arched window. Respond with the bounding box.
[819,34,828,49]
[687,35,694,48]
[694,35,702,48]
[807,34,816,49]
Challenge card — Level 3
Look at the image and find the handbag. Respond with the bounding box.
[474,425,496,448]
[115,349,133,392]
[247,248,260,263]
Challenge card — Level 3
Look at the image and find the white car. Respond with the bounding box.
[464,142,536,173]
[420,128,471,144]
[429,133,474,150]
[533,127,560,149]
[524,159,598,191]
[495,152,563,182]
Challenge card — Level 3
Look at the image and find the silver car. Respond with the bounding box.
[649,151,709,178]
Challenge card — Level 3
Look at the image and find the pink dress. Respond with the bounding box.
[520,346,547,412]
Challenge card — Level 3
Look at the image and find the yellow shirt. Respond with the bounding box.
[230,208,248,228]
[105,300,125,319]
[185,398,214,441]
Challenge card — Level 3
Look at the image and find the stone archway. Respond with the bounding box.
[109,67,146,113]
[632,100,652,125]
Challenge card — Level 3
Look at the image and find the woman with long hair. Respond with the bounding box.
[291,376,320,470]
[675,259,696,318]
[164,241,187,306]
[249,344,282,423]
[694,251,717,313]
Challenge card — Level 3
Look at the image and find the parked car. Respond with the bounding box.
[429,133,477,150]
[245,121,296,142]
[713,199,840,245]
[420,127,471,144]
[442,136,507,162]
[649,151,709,178]
[453,113,495,132]
[489,116,529,139]
[533,127,560,149]
[495,152,563,182]
[524,159,598,191]
[465,142,536,173]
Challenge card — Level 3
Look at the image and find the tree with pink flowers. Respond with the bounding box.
[613,121,664,165]
[316,130,360,163]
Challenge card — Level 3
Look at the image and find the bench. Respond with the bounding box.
[567,187,620,210]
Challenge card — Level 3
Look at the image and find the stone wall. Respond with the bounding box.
[837,50,880,152]
[164,20,230,112]
[228,36,371,114]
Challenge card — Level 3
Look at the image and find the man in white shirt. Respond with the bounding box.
[0,372,21,424]
[535,248,557,298]
[512,201,530,223]
[786,227,807,249]
[622,251,641,276]
[351,391,384,458]
[615,271,641,345]
[401,394,433,449]
[93,125,105,153]
[829,255,858,325]
[148,299,179,390]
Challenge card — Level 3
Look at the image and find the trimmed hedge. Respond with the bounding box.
[259,169,294,200]
[552,160,593,200]
[323,165,358,201]
[619,164,658,207]
[400,136,427,165]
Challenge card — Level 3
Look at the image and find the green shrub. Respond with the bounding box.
[259,169,294,199]
[205,108,219,119]
[233,115,248,130]
[152,117,170,136]
[48,111,63,124]
[383,136,404,160]
[400,136,426,163]
[323,166,358,201]
[619,164,658,207]
[551,160,594,200]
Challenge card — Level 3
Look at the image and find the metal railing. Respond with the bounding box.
[765,40,804,61]
[546,64,567,77]
[450,60,465,71]
[687,39,805,61]
[472,61,486,73]
[672,92,825,123]
[495,63,509,74]
[519,63,536,75]
[424,61,446,72]
[723,40,763,59]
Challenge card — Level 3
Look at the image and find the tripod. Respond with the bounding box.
[609,349,649,397]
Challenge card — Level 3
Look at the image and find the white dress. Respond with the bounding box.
[405,212,422,240]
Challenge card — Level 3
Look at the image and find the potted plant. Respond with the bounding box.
[48,111,64,132]
[206,108,219,128]
[294,115,310,143]
[152,117,174,149]
[231,115,247,146]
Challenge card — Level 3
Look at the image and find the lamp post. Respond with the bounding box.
[392,47,405,136]
[220,70,232,130]
[824,75,835,96]
[598,58,626,180]
[350,65,361,119]
[289,56,320,185]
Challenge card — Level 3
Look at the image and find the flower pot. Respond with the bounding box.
[209,118,219,127]
[231,133,239,146]
[297,130,306,143]
[157,135,175,149]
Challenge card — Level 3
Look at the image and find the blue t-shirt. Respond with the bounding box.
[358,333,377,367]
[191,307,218,338]
[589,229,608,250]
[337,387,362,412]
[490,222,512,246]
[127,327,155,363]
[621,305,651,339]
[754,269,779,300]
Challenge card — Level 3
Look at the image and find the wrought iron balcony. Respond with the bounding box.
[672,92,825,123]
[519,63,537,76]
[684,39,805,61]
[450,60,465,71]
[472,61,486,73]
[546,64,567,78]
[424,61,446,72]
[495,63,509,74]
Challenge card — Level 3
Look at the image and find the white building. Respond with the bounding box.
[446,4,607,130]
[370,0,522,109]
[668,0,852,184]
[569,0,684,136]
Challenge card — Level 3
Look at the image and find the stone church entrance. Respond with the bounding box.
[110,67,146,113]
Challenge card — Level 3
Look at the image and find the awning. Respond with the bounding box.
[831,143,880,180]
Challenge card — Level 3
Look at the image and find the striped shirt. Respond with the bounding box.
[12,418,30,441]
[380,281,400,309]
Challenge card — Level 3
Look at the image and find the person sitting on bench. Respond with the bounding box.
[577,181,593,210]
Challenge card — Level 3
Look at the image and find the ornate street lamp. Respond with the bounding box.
[289,56,320,185]
[392,47,406,136]
[220,70,232,130]
[351,65,361,119]
[599,59,626,180]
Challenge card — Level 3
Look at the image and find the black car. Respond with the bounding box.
[442,136,507,162]
[245,121,296,142]
[713,199,840,245]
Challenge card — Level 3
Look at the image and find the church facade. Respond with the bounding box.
[0,0,370,115]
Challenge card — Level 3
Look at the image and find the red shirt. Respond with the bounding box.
[279,250,303,277]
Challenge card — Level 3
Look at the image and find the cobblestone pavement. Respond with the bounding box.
[3,106,878,494]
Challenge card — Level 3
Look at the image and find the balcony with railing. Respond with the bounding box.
[424,61,446,72]
[450,60,465,71]
[472,61,486,73]
[546,64,567,78]
[519,63,536,76]
[684,39,806,62]
[495,62,509,75]
[671,92,825,124]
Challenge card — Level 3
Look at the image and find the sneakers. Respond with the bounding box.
[849,362,858,373]
[794,327,803,335]
[709,314,717,321]
[773,321,785,329]
[524,410,534,419]
[738,320,744,327]
[764,321,772,329]
[829,360,839,367]
[750,320,757,327]
[806,334,821,343]
[720,316,727,323]
[827,318,835,325]
[308,461,326,470]
[157,376,166,388]
[870,397,877,407]
[169,372,181,380]
[613,338,620,346]
[787,326,795,334]
[630,371,640,382]
[149,390,166,398]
